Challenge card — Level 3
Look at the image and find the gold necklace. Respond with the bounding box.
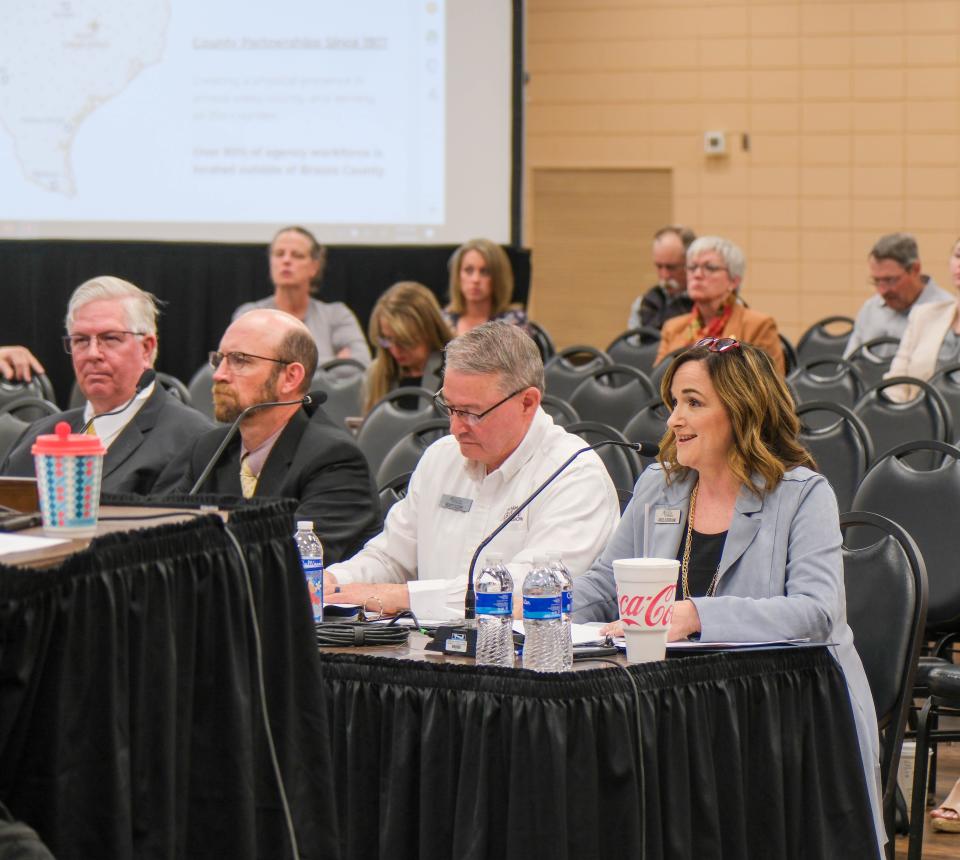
[681,482,722,599]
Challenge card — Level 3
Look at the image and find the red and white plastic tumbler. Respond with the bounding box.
[31,421,106,537]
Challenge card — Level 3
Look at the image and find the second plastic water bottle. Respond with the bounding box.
[548,551,574,671]
[522,556,564,672]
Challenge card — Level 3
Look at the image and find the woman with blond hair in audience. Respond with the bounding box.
[363,282,452,415]
[443,238,529,336]
[233,225,371,366]
[653,236,785,374]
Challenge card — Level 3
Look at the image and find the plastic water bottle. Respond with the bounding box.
[522,556,564,672]
[547,551,574,671]
[475,553,515,668]
[294,520,324,623]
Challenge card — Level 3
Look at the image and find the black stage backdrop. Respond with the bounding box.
[0,241,532,405]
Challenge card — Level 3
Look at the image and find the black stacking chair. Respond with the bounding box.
[841,511,927,859]
[315,359,366,429]
[0,397,60,423]
[850,440,960,654]
[187,364,215,420]
[648,347,687,396]
[787,357,866,412]
[356,387,439,478]
[778,333,799,375]
[540,394,580,427]
[606,327,662,377]
[847,337,901,390]
[0,374,57,412]
[797,402,873,513]
[376,418,450,487]
[908,663,960,860]
[566,421,642,512]
[527,320,556,363]
[929,362,960,431]
[795,315,855,364]
[378,471,413,521]
[853,377,952,469]
[543,346,612,402]
[624,397,670,472]
[568,365,654,433]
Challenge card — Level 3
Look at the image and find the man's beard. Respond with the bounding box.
[212,374,279,423]
[658,277,682,294]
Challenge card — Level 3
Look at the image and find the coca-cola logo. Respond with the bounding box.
[618,584,675,629]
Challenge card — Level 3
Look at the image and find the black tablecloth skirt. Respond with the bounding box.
[319,648,876,860]
[0,500,339,860]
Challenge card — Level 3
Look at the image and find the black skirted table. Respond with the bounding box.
[0,500,877,860]
[318,646,877,860]
[0,499,339,860]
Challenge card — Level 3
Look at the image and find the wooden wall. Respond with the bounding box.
[524,0,960,347]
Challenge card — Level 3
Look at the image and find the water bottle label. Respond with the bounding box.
[561,590,572,613]
[476,591,513,616]
[302,557,324,622]
[523,594,561,620]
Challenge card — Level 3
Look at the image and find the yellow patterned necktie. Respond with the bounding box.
[239,456,258,499]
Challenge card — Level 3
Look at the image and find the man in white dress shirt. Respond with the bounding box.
[326,321,621,621]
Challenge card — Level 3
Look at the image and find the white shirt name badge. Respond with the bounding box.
[655,507,682,524]
[440,494,473,513]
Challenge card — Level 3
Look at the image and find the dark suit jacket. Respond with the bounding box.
[2,385,214,495]
[155,407,381,565]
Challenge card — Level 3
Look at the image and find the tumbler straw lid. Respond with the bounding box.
[32,421,106,456]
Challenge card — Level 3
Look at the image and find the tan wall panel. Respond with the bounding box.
[529,168,672,349]
[524,0,960,346]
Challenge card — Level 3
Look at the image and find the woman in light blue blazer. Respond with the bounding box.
[572,337,883,856]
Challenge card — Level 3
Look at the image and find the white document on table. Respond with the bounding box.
[0,533,69,557]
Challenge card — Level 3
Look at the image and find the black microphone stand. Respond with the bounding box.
[427,439,653,656]
[78,369,157,434]
[188,394,312,495]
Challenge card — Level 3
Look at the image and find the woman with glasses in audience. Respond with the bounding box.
[443,239,529,336]
[363,281,452,415]
[572,338,883,856]
[233,225,371,366]
[882,236,960,405]
[653,236,785,374]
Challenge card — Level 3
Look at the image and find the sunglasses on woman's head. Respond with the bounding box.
[695,337,740,353]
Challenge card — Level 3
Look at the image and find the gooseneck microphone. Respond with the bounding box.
[188,391,326,495]
[78,369,157,434]
[462,439,660,620]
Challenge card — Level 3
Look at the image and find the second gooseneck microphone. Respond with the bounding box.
[78,369,157,435]
[187,391,324,495]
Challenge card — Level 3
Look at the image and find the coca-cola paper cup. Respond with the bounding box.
[613,558,679,663]
[32,421,106,538]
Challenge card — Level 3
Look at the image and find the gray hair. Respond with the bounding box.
[870,232,919,269]
[444,321,544,394]
[65,276,161,362]
[654,225,696,250]
[687,236,746,281]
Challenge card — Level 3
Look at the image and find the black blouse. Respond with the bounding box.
[676,529,728,600]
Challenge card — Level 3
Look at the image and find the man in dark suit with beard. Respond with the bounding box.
[2,276,213,494]
[155,308,380,564]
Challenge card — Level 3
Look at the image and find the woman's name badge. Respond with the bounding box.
[655,507,681,524]
[440,494,473,513]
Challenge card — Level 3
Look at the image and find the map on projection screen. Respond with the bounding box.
[0,1,170,198]
[0,0,515,245]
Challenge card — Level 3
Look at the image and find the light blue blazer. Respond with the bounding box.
[573,464,883,853]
